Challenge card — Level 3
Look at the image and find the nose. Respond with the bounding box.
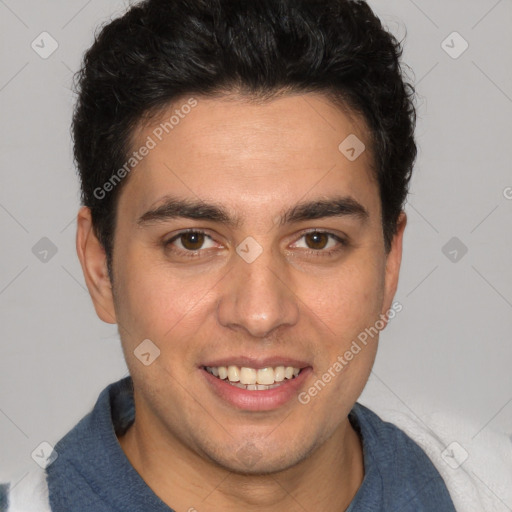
[216,244,299,338]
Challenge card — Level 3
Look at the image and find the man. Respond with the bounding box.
[1,0,460,510]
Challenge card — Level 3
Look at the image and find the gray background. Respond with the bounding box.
[1,0,511,502]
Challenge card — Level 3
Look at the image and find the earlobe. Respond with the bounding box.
[381,211,407,319]
[76,206,117,324]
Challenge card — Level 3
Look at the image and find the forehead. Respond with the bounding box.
[119,93,379,222]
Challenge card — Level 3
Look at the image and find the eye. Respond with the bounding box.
[290,230,347,256]
[165,230,217,254]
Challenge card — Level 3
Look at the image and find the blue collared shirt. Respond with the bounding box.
[1,376,456,511]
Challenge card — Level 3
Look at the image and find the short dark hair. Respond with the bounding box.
[72,0,417,280]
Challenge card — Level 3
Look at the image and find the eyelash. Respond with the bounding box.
[164,229,348,259]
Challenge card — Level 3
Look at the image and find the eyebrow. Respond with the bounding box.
[136,195,369,228]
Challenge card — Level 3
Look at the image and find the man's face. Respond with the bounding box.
[83,93,404,474]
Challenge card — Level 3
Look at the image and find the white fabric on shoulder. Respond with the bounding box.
[376,406,512,512]
[7,468,51,512]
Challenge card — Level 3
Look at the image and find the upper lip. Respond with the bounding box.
[201,356,310,370]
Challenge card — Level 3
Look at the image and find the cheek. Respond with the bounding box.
[301,256,385,343]
[297,262,383,421]
[113,249,221,346]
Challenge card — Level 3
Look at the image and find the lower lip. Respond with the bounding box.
[201,367,312,411]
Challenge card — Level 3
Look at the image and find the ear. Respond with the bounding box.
[381,211,407,319]
[76,206,117,324]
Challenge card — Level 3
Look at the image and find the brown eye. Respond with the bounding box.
[164,230,218,257]
[290,231,347,257]
[304,232,330,250]
[179,232,205,250]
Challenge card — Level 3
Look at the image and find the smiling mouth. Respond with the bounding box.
[203,365,303,390]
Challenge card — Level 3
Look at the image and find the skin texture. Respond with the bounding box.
[76,92,406,512]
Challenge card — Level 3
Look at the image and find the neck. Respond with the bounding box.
[118,406,364,512]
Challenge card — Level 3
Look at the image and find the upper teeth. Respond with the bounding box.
[206,365,301,385]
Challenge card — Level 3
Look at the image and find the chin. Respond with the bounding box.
[201,436,314,476]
